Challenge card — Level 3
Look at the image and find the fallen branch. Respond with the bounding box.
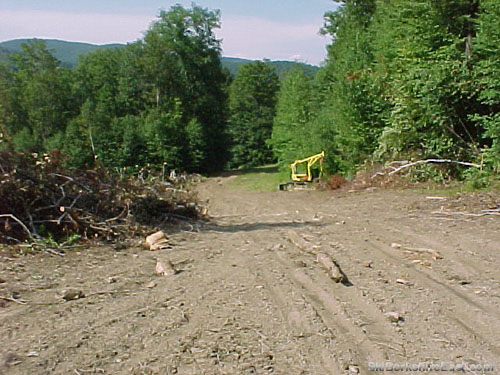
[0,214,34,240]
[432,210,500,218]
[316,252,345,283]
[388,159,480,176]
[391,243,442,259]
[287,230,317,255]
[0,295,27,305]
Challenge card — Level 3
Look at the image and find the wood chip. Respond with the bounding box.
[396,278,409,285]
[62,289,85,301]
[155,260,176,276]
[146,281,157,288]
[385,311,401,323]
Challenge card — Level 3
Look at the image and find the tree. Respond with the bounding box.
[228,61,279,167]
[373,0,483,167]
[472,0,500,171]
[67,48,126,166]
[7,40,75,152]
[142,4,229,172]
[0,62,18,149]
[271,68,315,166]
[64,4,229,172]
[315,0,383,174]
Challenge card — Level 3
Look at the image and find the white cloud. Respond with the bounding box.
[0,10,152,44]
[0,10,329,64]
[217,15,328,65]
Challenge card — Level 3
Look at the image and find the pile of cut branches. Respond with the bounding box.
[0,150,203,244]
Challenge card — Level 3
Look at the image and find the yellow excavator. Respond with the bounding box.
[279,151,325,190]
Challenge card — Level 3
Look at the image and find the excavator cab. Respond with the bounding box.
[280,151,325,190]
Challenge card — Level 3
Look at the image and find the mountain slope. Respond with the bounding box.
[0,39,319,77]
[0,39,123,67]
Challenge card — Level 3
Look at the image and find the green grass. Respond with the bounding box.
[225,164,290,192]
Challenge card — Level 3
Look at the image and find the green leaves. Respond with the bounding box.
[271,68,315,167]
[5,40,75,152]
[228,61,280,167]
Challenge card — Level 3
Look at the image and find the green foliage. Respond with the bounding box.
[2,2,499,184]
[271,69,316,167]
[311,0,385,175]
[472,0,500,173]
[58,4,229,172]
[3,40,76,153]
[142,4,229,172]
[228,61,280,167]
[463,167,492,190]
[268,0,499,181]
[372,0,483,167]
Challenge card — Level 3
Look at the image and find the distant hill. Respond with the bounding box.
[222,57,319,79]
[0,39,319,77]
[0,39,123,67]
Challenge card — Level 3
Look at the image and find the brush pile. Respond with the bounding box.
[0,150,203,244]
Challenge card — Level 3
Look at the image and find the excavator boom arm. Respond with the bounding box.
[290,151,325,182]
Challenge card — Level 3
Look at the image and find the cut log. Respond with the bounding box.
[145,231,169,251]
[316,252,345,283]
[288,230,317,255]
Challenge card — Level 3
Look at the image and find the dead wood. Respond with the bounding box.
[391,243,442,260]
[387,159,480,176]
[0,295,27,305]
[0,214,34,240]
[287,230,317,255]
[432,210,500,218]
[316,252,345,283]
[0,151,203,244]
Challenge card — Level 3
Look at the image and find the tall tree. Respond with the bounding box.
[271,68,315,166]
[317,0,383,174]
[7,40,74,152]
[374,0,483,166]
[228,61,279,167]
[142,4,229,172]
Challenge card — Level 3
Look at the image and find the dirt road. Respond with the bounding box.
[1,176,499,374]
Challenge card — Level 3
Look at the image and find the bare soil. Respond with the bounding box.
[1,176,499,374]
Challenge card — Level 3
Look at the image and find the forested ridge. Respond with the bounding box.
[1,1,499,182]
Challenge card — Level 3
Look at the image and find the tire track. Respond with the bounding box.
[324,226,500,360]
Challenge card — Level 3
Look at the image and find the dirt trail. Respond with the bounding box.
[1,176,499,374]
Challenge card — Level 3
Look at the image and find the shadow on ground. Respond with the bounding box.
[211,165,280,178]
[200,220,326,233]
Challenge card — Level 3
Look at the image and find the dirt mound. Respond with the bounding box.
[324,174,348,190]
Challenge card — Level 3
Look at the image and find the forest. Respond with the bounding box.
[0,0,499,183]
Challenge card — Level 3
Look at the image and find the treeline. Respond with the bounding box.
[1,1,499,179]
[0,5,229,173]
[271,0,500,179]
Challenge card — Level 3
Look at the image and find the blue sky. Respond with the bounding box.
[0,1,340,65]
